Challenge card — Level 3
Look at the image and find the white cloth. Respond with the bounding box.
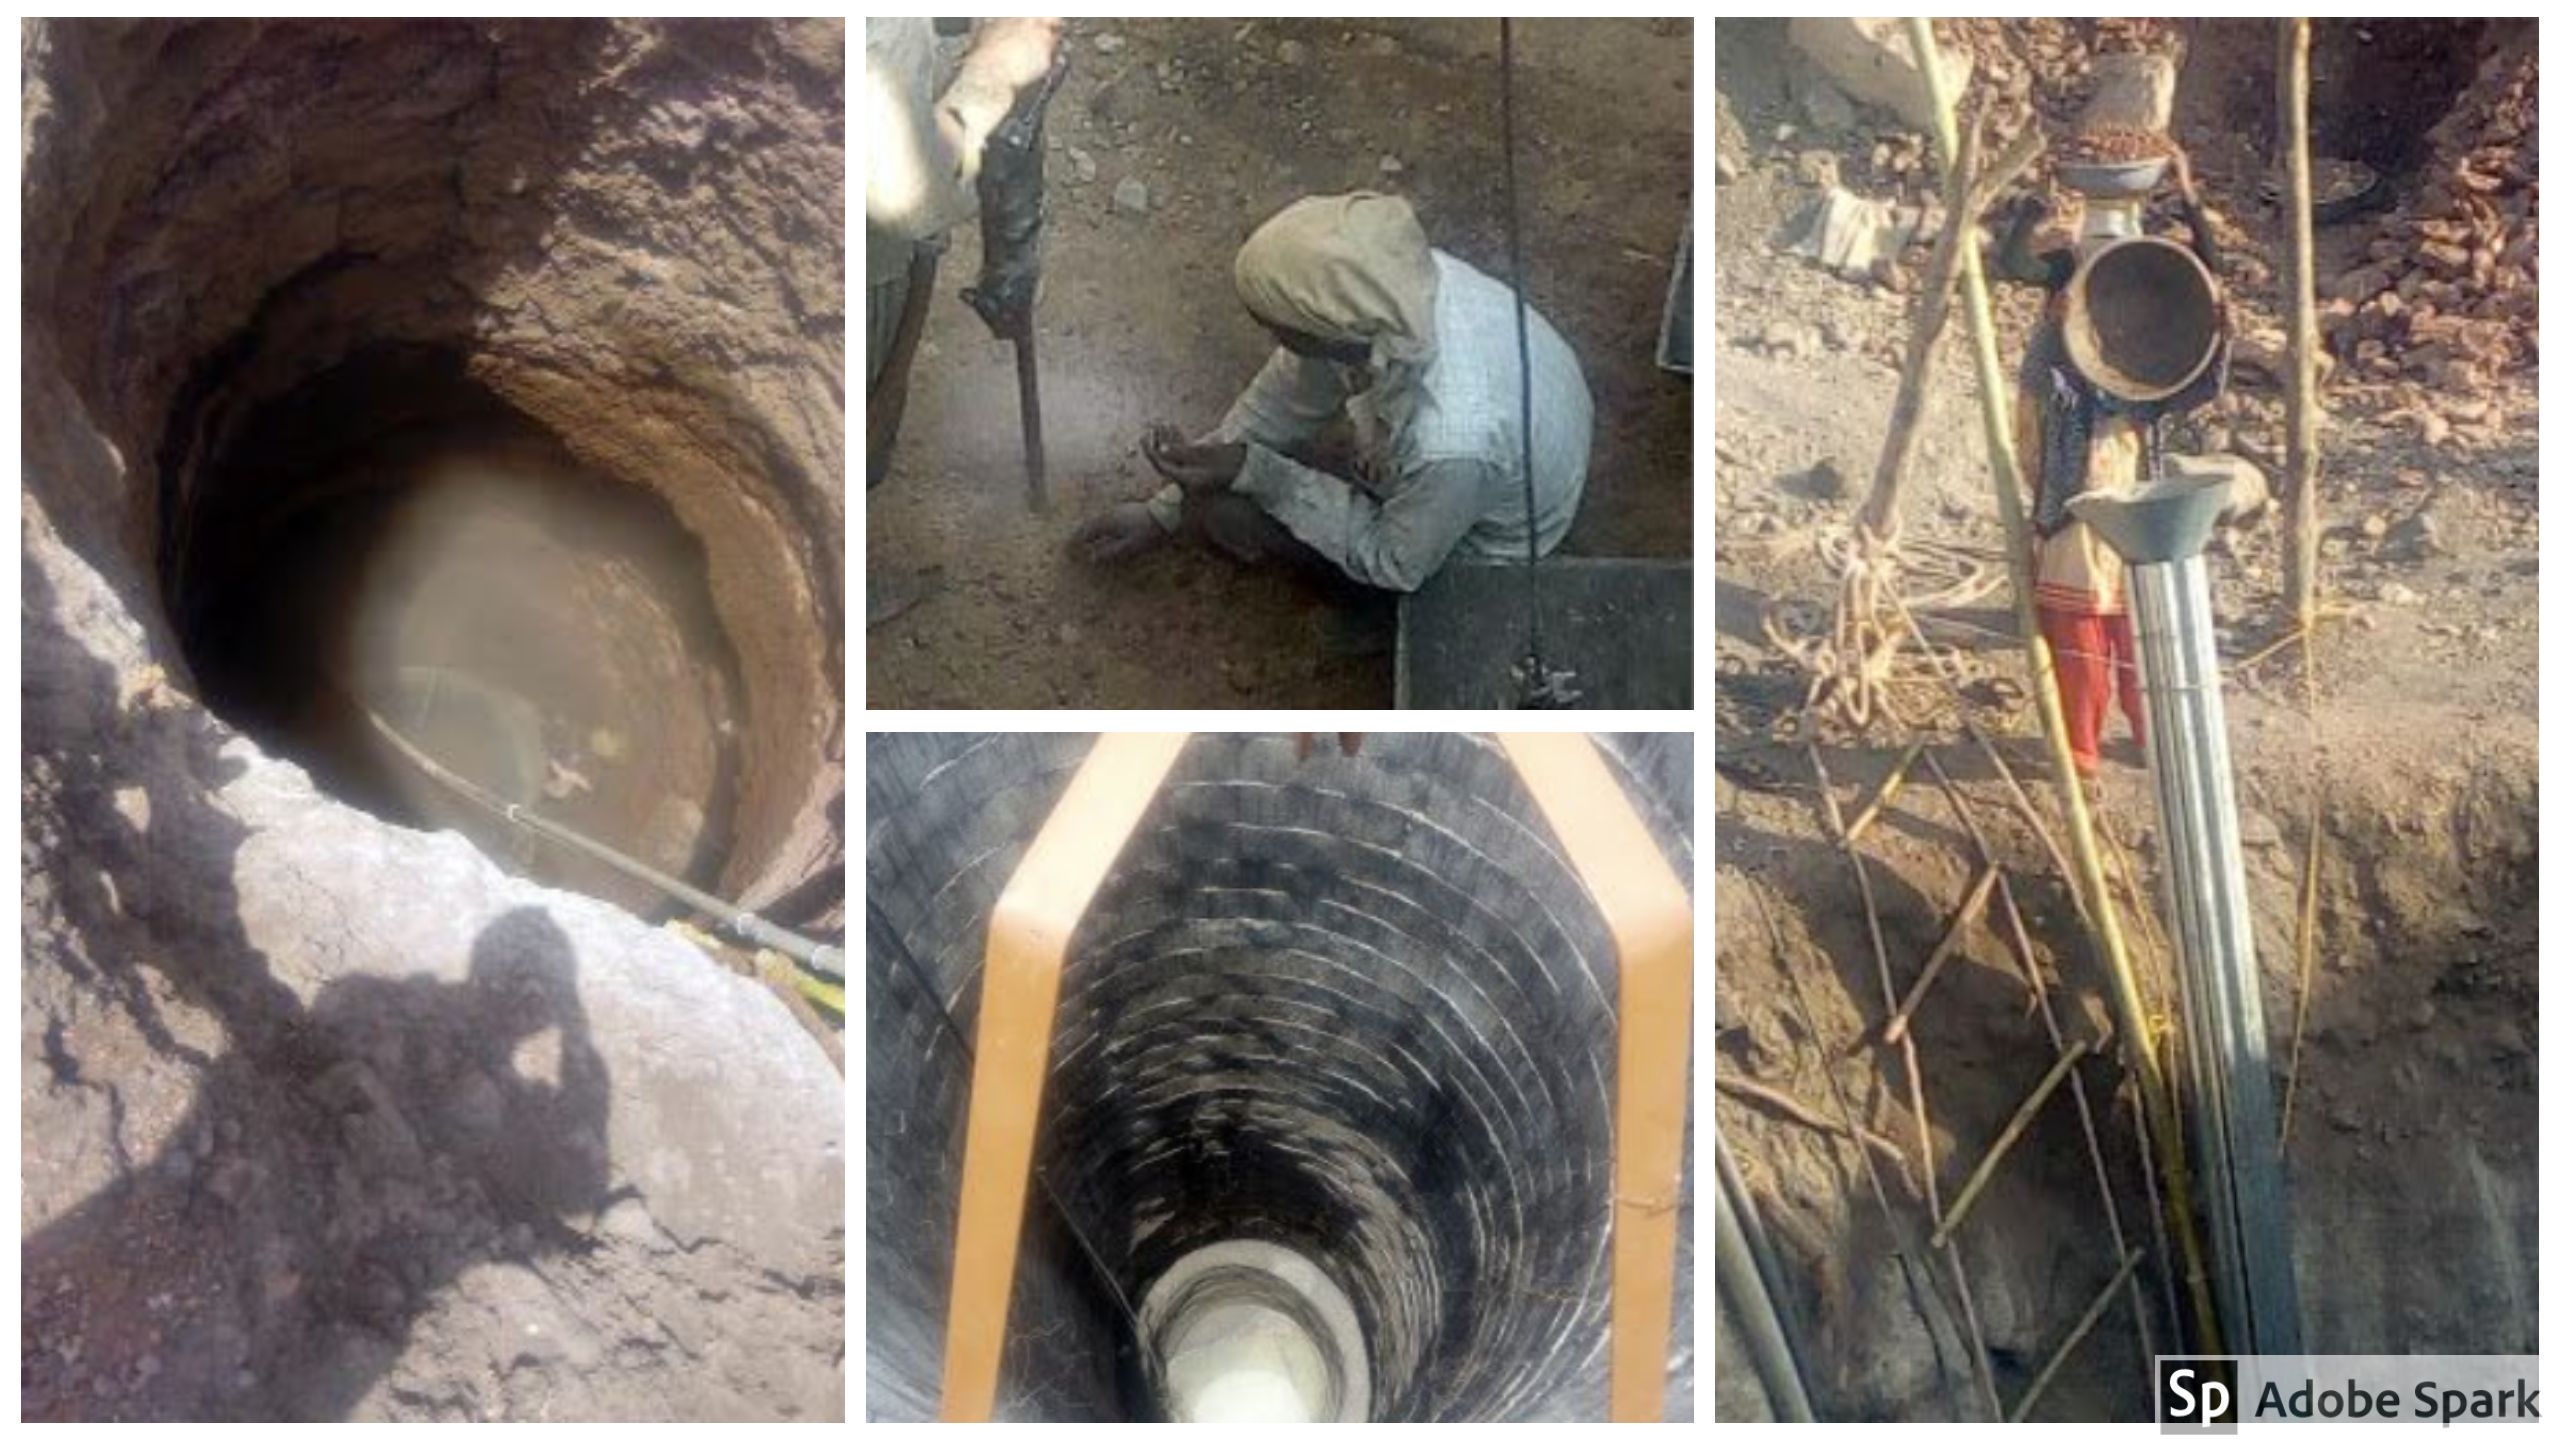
[1156,249,1591,592]
[864,19,969,289]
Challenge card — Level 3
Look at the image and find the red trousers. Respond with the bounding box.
[2038,605,2145,779]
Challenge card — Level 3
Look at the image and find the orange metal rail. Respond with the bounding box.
[935,733,1693,1422]
[937,732,1190,1422]
[1498,733,1695,1423]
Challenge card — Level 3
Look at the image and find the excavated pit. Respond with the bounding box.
[25,17,847,913]
[175,345,749,914]
[1713,747,2537,1421]
[21,19,847,1421]
[865,733,1697,1422]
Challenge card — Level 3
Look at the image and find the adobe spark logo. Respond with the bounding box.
[2159,1357,2240,1434]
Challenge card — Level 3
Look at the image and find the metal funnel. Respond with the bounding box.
[2065,472,2231,564]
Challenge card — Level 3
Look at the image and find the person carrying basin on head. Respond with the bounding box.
[1993,133,2229,784]
[1073,191,1593,594]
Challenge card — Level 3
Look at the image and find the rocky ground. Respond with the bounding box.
[867,18,1694,708]
[1713,19,2537,1420]
[21,20,846,1420]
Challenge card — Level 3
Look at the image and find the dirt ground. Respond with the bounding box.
[867,17,1694,708]
[1712,19,2537,1420]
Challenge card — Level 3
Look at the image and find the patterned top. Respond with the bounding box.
[2020,395,2143,616]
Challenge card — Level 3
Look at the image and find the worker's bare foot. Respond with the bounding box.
[1071,502,1167,565]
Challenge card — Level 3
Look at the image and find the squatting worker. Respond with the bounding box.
[1994,148,2226,782]
[1072,192,1593,593]
[866,17,1061,487]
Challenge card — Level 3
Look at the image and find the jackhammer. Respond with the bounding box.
[960,51,1068,513]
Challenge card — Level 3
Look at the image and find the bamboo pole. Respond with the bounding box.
[2278,18,2322,681]
[1903,17,2221,1353]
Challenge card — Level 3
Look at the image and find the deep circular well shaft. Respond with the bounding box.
[866,734,1696,1421]
[180,346,747,911]
[23,18,847,910]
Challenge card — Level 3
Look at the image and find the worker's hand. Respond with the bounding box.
[1142,424,1246,494]
[941,19,1065,173]
[1071,502,1169,565]
[963,19,1064,100]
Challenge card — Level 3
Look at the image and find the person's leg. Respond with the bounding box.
[1192,492,1338,582]
[2107,612,2148,756]
[867,245,947,625]
[2038,604,2110,778]
[866,245,940,489]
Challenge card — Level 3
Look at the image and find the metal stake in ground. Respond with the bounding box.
[2068,475,2304,1358]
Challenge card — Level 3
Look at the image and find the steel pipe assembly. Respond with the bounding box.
[864,734,1694,1421]
[2069,476,2304,1358]
[1714,1127,1814,1422]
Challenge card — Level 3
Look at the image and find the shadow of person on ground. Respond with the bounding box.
[25,525,618,1421]
[24,904,615,1420]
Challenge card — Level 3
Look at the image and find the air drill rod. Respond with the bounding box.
[961,54,1066,513]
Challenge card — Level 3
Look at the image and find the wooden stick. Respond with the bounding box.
[1905,16,2221,1354]
[1931,1038,2090,1250]
[1901,585,2162,1364]
[2122,1071,2189,1354]
[1857,109,1983,543]
[2013,1247,2150,1421]
[1881,863,2001,1046]
[2278,17,2323,690]
[1716,1071,1914,1173]
[1746,877,1971,1408]
[1876,578,2087,917]
[1843,742,1928,846]
[2229,603,2357,676]
[1991,872,2159,1366]
[1810,739,2004,1420]
[1858,120,2047,541]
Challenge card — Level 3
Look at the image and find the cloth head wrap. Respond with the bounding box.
[1232,192,1439,370]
